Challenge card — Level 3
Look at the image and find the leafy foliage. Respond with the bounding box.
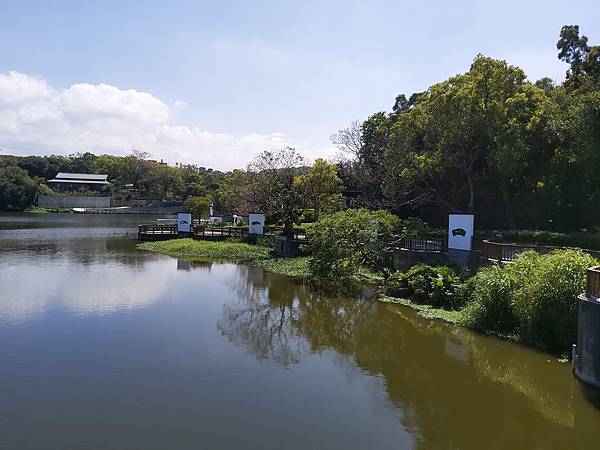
[182,195,212,219]
[386,264,465,310]
[293,158,343,220]
[308,209,399,281]
[332,25,600,230]
[512,250,596,350]
[253,257,311,278]
[461,250,596,352]
[0,151,227,211]
[0,166,40,211]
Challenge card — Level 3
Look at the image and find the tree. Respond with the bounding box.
[383,55,550,227]
[0,166,39,211]
[558,25,600,91]
[217,169,254,215]
[144,164,184,199]
[293,158,342,220]
[330,120,363,160]
[246,147,305,235]
[183,195,212,220]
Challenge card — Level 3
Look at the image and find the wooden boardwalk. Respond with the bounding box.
[138,224,308,242]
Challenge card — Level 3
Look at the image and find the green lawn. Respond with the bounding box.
[137,238,311,277]
[138,238,272,261]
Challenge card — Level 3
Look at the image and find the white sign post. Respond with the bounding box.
[177,212,192,233]
[448,214,474,251]
[248,213,265,235]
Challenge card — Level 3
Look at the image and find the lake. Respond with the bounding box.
[1,213,599,449]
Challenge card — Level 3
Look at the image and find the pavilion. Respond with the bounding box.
[47,172,109,192]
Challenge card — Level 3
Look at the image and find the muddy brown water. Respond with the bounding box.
[1,213,599,449]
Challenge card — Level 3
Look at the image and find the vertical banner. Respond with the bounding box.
[248,213,265,235]
[177,212,192,233]
[448,214,474,251]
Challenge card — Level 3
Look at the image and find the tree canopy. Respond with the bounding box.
[332,25,600,230]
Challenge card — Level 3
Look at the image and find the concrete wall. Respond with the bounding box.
[38,195,111,208]
[392,248,486,272]
[111,199,149,207]
[576,295,600,389]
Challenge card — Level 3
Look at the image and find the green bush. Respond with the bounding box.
[461,249,596,352]
[387,264,465,309]
[512,250,596,350]
[308,209,399,281]
[460,264,521,335]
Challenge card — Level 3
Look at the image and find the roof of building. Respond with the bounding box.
[48,172,109,184]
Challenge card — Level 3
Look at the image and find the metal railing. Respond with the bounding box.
[401,236,447,252]
[138,224,178,236]
[482,239,600,262]
[138,224,308,242]
[482,239,552,262]
[192,226,248,238]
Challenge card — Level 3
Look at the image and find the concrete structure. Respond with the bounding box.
[575,266,600,389]
[38,194,111,209]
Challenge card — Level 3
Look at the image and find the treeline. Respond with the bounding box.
[0,151,226,211]
[333,25,600,231]
[3,25,599,232]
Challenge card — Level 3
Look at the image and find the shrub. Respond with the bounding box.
[387,264,465,310]
[512,250,596,350]
[461,249,596,352]
[308,209,399,281]
[460,264,520,335]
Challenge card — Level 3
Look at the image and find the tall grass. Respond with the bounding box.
[461,250,596,352]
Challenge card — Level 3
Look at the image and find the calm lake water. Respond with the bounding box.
[1,213,600,449]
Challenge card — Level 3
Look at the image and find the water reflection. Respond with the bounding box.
[218,265,307,367]
[0,250,171,324]
[219,268,600,450]
[0,214,172,324]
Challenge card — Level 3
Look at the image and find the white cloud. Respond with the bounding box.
[0,70,54,103]
[0,71,334,170]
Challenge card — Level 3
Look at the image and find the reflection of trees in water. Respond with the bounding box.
[218,265,306,367]
[1,235,160,269]
[176,259,214,271]
[220,265,600,450]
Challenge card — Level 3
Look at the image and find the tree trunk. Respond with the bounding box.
[467,175,475,212]
[501,183,517,229]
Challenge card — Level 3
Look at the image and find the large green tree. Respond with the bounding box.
[0,166,39,211]
[293,158,342,220]
[381,56,550,227]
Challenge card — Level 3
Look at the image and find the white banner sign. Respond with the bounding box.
[448,214,474,251]
[177,212,192,233]
[248,213,265,235]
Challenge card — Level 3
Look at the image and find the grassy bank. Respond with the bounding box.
[137,238,311,277]
[138,238,271,261]
[379,295,463,324]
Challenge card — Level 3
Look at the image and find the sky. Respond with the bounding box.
[0,0,598,170]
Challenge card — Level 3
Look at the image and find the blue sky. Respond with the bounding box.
[0,0,598,169]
